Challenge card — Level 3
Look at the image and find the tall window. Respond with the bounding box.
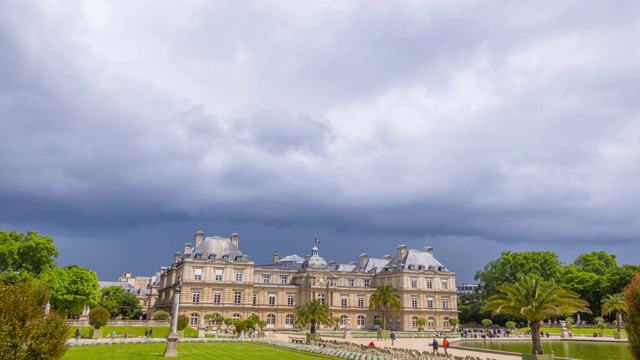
[427,298,433,308]
[287,295,294,306]
[444,317,450,328]
[235,270,243,282]
[194,268,202,281]
[263,275,271,284]
[358,296,364,308]
[233,313,241,320]
[192,290,200,303]
[364,280,370,287]
[411,278,417,288]
[411,297,418,308]
[442,280,448,290]
[252,294,257,305]
[428,317,435,328]
[341,296,348,307]
[443,298,449,309]
[357,315,365,326]
[281,275,288,284]
[340,315,349,326]
[214,291,221,304]
[285,314,294,326]
[348,279,355,287]
[190,313,199,325]
[267,314,276,325]
[215,269,223,281]
[318,293,325,305]
[412,316,418,327]
[234,291,242,304]
[269,294,276,306]
[426,279,433,289]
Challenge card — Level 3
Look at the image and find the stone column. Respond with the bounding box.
[164,273,182,357]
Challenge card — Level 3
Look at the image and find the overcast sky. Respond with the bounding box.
[2,1,639,284]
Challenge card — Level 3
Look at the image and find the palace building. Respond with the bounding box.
[152,231,458,331]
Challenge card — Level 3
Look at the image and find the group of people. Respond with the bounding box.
[143,329,153,338]
[370,331,449,355]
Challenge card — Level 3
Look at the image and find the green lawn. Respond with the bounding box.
[64,342,342,360]
[68,326,198,339]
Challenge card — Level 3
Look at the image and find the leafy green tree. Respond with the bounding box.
[294,299,334,334]
[457,293,485,324]
[369,284,401,330]
[481,275,591,355]
[235,320,248,334]
[153,310,170,320]
[38,265,100,316]
[224,317,233,330]
[88,307,110,329]
[594,317,607,337]
[474,251,564,298]
[98,286,141,318]
[257,320,267,331]
[505,321,516,331]
[177,315,189,331]
[481,319,493,326]
[416,317,426,330]
[448,317,460,330]
[602,293,627,333]
[0,230,59,282]
[0,281,69,360]
[624,272,640,359]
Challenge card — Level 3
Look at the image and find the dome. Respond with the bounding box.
[301,245,327,269]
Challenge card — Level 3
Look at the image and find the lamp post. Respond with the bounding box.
[164,271,182,357]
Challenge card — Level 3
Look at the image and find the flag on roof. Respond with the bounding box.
[315,238,320,244]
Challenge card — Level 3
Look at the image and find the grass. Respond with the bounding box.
[64,341,342,360]
[68,326,198,339]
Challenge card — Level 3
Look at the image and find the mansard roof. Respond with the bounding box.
[387,248,448,271]
[184,236,249,261]
[355,257,390,273]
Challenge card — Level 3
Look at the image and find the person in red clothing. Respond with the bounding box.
[442,337,449,355]
[369,341,375,347]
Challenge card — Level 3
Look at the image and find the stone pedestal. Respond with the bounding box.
[198,327,206,338]
[164,334,179,357]
[560,328,569,338]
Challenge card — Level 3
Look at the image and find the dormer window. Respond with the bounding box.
[208,254,216,260]
[194,253,203,259]
[235,255,243,261]
[418,265,425,270]
[222,255,229,260]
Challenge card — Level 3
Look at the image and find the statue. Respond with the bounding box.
[44,302,50,315]
[175,274,182,291]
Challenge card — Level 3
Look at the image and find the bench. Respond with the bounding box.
[289,336,306,344]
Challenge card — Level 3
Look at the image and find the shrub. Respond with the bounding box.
[624,272,640,359]
[153,310,170,320]
[449,318,460,329]
[88,307,110,329]
[235,321,248,334]
[505,321,516,330]
[481,319,493,326]
[177,315,189,331]
[0,281,69,360]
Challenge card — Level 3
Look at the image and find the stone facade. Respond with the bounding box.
[152,231,458,331]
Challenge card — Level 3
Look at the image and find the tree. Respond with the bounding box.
[602,293,627,333]
[457,293,485,324]
[481,275,591,355]
[38,265,100,316]
[153,310,170,320]
[448,317,460,330]
[98,286,142,318]
[594,317,607,337]
[481,319,493,327]
[475,251,564,298]
[88,307,110,329]
[0,230,59,282]
[177,315,189,331]
[624,272,640,359]
[294,299,334,335]
[505,321,517,331]
[416,317,426,330]
[0,281,69,360]
[369,284,401,330]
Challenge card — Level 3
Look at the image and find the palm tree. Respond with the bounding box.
[481,275,591,355]
[294,299,334,335]
[369,284,401,330]
[602,293,627,333]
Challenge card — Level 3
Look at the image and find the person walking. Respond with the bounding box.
[390,331,396,346]
[149,328,153,338]
[442,337,449,355]
[432,338,439,354]
[75,328,81,341]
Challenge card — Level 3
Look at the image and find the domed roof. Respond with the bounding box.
[302,245,327,269]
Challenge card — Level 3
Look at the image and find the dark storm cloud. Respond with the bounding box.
[1,1,639,281]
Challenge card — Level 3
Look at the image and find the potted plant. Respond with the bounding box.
[177,315,189,337]
[601,293,627,339]
[257,320,267,337]
[369,284,400,341]
[449,318,460,331]
[594,317,607,337]
[416,317,426,332]
[293,299,334,344]
[88,307,110,339]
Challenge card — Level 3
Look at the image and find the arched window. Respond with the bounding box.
[190,313,199,325]
[233,313,242,320]
[443,317,450,328]
[285,314,294,326]
[318,293,325,304]
[340,315,349,326]
[357,315,365,327]
[267,314,276,326]
[428,317,435,328]
[412,316,418,327]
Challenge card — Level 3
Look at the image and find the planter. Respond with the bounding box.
[417,328,424,332]
[522,353,554,360]
[306,333,321,344]
[614,332,627,340]
[177,330,185,338]
[377,329,390,340]
[89,328,103,339]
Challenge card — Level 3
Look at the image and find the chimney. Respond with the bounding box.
[424,246,433,256]
[329,260,337,269]
[305,254,310,261]
[174,252,181,263]
[184,243,192,255]
[359,253,369,268]
[397,244,408,261]
[273,252,279,264]
[383,255,392,262]
[195,231,204,248]
[231,233,239,248]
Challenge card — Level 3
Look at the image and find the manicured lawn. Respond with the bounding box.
[68,326,198,339]
[64,342,341,360]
